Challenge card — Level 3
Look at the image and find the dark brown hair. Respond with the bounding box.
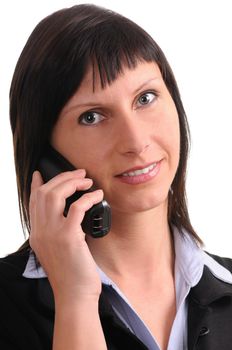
[10,4,202,251]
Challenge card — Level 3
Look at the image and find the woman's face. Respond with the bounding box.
[51,61,180,215]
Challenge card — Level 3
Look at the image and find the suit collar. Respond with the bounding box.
[190,264,232,306]
[187,264,232,350]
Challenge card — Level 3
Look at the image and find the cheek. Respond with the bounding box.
[154,107,180,158]
[72,143,108,180]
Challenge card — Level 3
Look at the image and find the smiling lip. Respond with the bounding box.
[115,160,162,185]
[116,161,158,176]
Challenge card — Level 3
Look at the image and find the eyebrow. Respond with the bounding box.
[133,78,160,94]
[64,77,160,113]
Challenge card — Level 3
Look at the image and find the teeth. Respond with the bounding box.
[122,163,157,177]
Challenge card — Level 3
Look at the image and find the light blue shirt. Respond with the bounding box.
[23,227,232,350]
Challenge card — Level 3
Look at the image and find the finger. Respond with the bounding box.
[66,189,104,231]
[39,178,94,218]
[31,170,44,190]
[29,171,44,222]
[41,169,86,190]
[30,176,94,230]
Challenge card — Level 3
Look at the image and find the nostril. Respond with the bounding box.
[124,143,150,156]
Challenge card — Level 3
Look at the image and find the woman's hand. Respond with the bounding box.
[29,169,103,303]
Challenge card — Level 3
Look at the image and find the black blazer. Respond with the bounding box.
[0,250,232,350]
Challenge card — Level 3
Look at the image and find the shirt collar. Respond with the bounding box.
[173,226,204,287]
[174,226,232,286]
[23,227,232,286]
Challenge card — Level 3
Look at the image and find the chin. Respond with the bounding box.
[111,190,169,214]
[136,196,168,213]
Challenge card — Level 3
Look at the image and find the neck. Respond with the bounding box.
[86,202,175,281]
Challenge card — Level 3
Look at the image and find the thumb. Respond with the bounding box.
[29,171,44,229]
[31,170,44,190]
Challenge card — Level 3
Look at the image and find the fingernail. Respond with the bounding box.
[32,170,38,180]
[83,178,93,182]
[95,189,104,195]
[74,169,86,174]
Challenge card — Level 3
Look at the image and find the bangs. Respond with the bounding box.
[23,5,167,113]
[75,16,162,90]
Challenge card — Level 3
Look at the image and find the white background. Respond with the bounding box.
[0,0,232,257]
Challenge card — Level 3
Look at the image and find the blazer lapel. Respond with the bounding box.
[187,265,232,349]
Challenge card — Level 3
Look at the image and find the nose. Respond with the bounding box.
[115,115,151,156]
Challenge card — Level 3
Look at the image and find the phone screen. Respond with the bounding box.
[38,146,111,238]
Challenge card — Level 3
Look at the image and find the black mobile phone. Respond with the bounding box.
[37,146,111,238]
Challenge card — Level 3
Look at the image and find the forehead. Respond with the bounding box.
[79,61,163,95]
[60,61,164,115]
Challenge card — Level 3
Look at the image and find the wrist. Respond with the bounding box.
[54,292,100,309]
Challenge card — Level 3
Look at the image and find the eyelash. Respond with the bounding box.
[78,90,158,126]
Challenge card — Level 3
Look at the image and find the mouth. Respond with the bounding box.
[116,162,159,177]
[115,160,162,185]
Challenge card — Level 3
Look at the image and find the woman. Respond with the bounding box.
[0,4,232,350]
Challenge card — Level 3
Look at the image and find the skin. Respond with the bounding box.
[30,61,180,350]
[51,61,180,216]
